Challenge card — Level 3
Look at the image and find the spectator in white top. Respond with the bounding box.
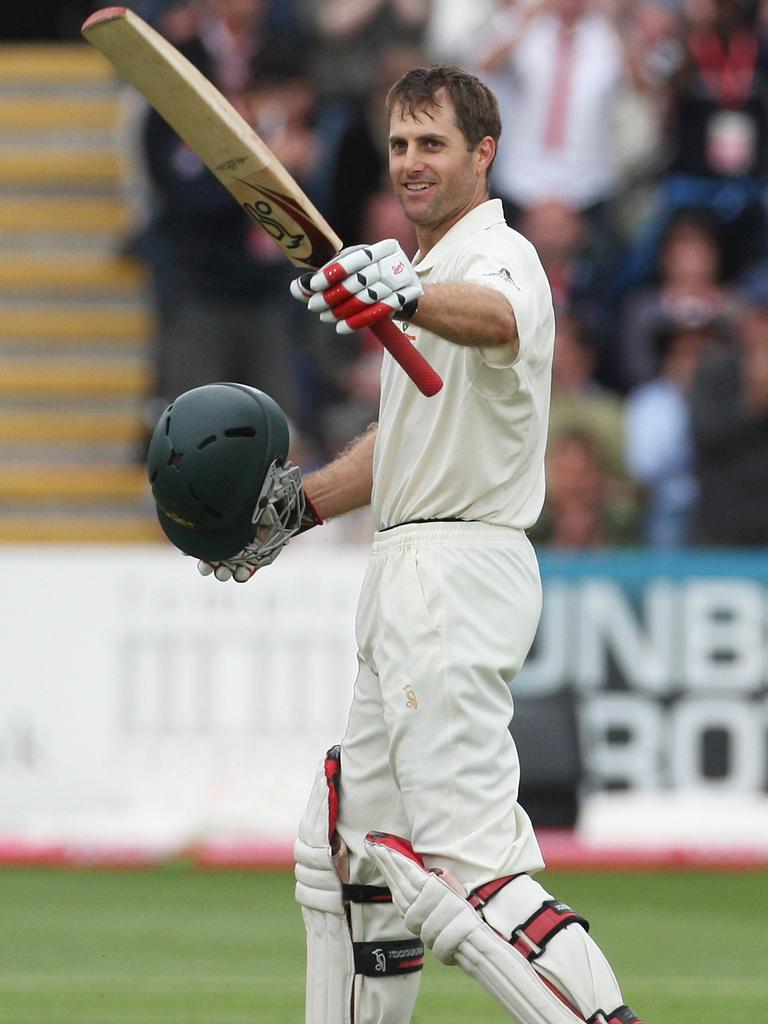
[475,0,646,259]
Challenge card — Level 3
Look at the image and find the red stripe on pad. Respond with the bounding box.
[365,831,426,869]
[323,746,342,842]
[537,970,585,1019]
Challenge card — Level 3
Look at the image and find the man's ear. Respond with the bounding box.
[476,136,496,176]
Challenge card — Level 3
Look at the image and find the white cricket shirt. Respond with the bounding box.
[372,199,554,531]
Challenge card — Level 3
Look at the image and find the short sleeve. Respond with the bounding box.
[461,232,544,368]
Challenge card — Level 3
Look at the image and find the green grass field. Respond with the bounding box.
[0,866,765,1023]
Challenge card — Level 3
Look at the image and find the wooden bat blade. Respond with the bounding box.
[82,6,341,269]
[82,7,442,396]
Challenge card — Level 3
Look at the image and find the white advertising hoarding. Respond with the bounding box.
[0,540,365,856]
[1,543,767,861]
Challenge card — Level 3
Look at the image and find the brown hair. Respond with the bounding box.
[385,64,502,173]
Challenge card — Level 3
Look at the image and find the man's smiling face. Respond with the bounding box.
[388,88,493,252]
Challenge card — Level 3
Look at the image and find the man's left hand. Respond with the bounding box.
[291,239,423,335]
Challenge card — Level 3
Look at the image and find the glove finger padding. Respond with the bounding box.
[289,272,314,304]
[307,239,399,293]
[197,560,256,583]
[328,284,423,334]
[289,244,371,307]
[298,239,422,335]
[309,254,414,313]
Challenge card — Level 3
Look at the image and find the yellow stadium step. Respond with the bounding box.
[0,305,151,342]
[0,516,164,544]
[0,464,148,503]
[0,94,119,131]
[0,360,150,398]
[0,255,146,293]
[0,196,130,234]
[0,410,145,445]
[0,148,119,187]
[0,44,112,83]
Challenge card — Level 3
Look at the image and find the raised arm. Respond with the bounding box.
[410,282,519,353]
[291,240,519,356]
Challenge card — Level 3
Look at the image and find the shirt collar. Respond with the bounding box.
[413,198,506,274]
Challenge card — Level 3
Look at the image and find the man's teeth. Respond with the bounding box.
[405,183,431,190]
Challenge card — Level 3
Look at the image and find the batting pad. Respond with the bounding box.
[365,832,584,1024]
[295,756,424,1023]
[295,758,354,1024]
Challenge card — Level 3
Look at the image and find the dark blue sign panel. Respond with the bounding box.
[514,551,768,793]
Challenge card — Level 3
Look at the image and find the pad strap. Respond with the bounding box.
[468,874,521,910]
[511,900,590,962]
[353,938,425,977]
[342,883,393,904]
[588,1007,642,1024]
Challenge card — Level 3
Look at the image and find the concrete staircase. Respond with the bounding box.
[0,41,162,543]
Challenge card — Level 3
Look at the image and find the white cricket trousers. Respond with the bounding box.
[336,521,546,892]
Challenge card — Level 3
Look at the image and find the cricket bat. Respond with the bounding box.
[81,7,442,397]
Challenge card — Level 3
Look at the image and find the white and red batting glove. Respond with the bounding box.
[196,490,323,583]
[290,239,423,335]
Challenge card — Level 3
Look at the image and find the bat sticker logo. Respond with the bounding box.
[215,156,248,171]
[243,198,305,250]
[235,179,336,267]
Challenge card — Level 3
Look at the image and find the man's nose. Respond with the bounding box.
[400,146,424,174]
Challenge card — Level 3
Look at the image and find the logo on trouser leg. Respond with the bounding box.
[404,684,418,709]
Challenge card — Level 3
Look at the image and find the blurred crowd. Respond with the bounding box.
[114,0,768,547]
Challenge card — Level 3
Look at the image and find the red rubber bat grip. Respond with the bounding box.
[301,266,443,397]
[370,319,443,397]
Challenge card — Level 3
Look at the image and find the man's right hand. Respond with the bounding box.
[196,490,323,583]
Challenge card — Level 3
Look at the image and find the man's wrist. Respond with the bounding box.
[298,489,324,533]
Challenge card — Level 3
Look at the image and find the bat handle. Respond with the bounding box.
[370,319,443,397]
[297,271,443,396]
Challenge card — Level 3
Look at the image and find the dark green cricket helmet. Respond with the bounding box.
[147,383,303,562]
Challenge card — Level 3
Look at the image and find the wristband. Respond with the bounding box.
[298,490,324,534]
[400,296,419,322]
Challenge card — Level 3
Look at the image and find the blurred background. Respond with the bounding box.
[0,2,767,1020]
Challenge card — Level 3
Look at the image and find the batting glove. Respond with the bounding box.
[290,239,423,335]
[196,489,323,583]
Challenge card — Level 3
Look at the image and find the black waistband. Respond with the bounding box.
[378,517,470,533]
